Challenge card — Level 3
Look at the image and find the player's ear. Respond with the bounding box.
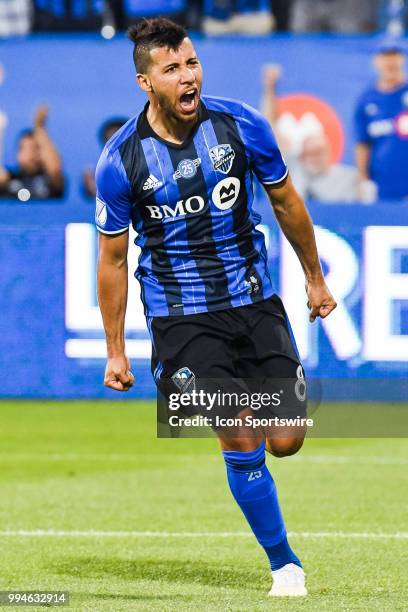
[137,73,152,93]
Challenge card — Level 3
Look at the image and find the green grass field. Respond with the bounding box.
[0,400,407,611]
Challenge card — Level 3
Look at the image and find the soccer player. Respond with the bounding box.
[95,18,336,597]
[355,39,408,201]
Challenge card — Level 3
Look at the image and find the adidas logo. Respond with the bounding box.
[143,174,163,191]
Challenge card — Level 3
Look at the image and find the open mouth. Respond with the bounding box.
[179,89,198,113]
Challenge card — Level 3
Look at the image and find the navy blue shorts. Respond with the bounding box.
[149,295,307,426]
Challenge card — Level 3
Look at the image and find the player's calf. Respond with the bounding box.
[222,440,305,595]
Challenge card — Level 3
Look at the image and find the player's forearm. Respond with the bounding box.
[97,259,128,358]
[267,181,323,282]
[355,143,370,181]
[276,202,323,282]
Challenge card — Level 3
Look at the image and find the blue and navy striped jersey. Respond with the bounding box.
[95,96,288,317]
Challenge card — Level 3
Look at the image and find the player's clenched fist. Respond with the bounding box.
[104,355,134,392]
[306,280,337,322]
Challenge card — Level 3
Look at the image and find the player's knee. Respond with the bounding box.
[266,436,304,458]
[219,436,263,453]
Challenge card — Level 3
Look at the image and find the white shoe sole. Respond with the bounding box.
[269,562,307,596]
[268,586,308,597]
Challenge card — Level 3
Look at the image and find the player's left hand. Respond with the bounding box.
[306,280,337,322]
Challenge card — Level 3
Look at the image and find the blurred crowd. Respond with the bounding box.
[0,0,405,37]
[1,2,408,203]
[260,37,408,203]
[1,37,408,204]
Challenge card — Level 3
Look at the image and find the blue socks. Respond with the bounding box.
[223,442,302,571]
[264,536,302,571]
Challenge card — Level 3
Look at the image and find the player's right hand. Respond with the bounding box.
[104,355,134,392]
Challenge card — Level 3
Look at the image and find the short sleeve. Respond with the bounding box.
[354,96,370,144]
[239,102,288,185]
[95,147,132,234]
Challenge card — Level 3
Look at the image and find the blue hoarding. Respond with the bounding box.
[1,197,407,398]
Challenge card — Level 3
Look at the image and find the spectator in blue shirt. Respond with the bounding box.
[354,39,408,202]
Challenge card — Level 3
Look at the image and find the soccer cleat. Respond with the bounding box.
[268,563,307,597]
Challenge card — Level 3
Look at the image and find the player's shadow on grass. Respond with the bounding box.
[54,557,263,591]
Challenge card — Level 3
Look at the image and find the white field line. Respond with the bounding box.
[290,455,408,465]
[0,453,186,462]
[0,530,407,539]
[0,453,407,465]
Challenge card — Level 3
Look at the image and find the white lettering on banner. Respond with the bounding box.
[65,224,101,330]
[315,228,362,359]
[281,227,362,362]
[65,224,145,332]
[363,226,408,361]
[64,223,408,363]
[280,236,311,361]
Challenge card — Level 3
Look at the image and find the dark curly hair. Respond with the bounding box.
[127,18,187,73]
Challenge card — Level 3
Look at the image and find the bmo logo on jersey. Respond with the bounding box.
[146,196,205,219]
[212,177,240,210]
[146,178,241,219]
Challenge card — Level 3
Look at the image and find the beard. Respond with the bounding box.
[152,88,200,124]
